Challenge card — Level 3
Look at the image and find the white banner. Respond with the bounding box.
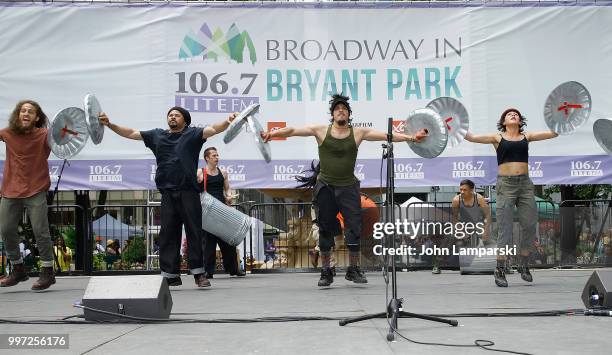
[0,2,611,188]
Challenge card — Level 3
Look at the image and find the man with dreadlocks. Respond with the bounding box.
[262,94,427,287]
[0,100,56,290]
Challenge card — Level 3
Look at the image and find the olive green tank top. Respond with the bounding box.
[317,125,358,186]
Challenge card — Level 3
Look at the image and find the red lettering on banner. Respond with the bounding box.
[392,120,405,133]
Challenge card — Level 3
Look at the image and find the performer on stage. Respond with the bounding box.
[197,147,245,278]
[100,107,237,287]
[262,93,427,287]
[431,179,491,274]
[0,100,56,290]
[465,108,558,287]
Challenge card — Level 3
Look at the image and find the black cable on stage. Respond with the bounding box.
[389,324,534,355]
[0,307,600,325]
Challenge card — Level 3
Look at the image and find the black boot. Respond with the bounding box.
[166,276,182,286]
[518,265,533,282]
[494,267,508,287]
[345,266,368,284]
[318,267,334,287]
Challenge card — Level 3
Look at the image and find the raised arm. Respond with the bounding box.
[99,112,142,140]
[525,131,559,142]
[203,112,238,139]
[464,131,498,145]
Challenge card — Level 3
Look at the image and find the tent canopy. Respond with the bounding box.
[92,214,143,239]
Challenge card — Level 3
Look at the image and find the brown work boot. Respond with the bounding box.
[31,267,56,291]
[194,273,211,288]
[0,263,29,287]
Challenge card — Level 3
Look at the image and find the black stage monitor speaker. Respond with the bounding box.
[582,270,612,309]
[82,275,173,321]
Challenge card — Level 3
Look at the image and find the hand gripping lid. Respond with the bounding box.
[84,94,104,145]
[544,81,592,135]
[426,97,469,148]
[48,107,89,159]
[246,114,271,163]
[223,103,260,144]
[405,108,448,159]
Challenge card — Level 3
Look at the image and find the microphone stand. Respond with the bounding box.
[47,159,69,273]
[339,117,457,341]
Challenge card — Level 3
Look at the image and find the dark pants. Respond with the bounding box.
[159,190,205,278]
[203,231,239,275]
[313,181,361,252]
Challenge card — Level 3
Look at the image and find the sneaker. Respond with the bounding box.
[494,267,508,287]
[518,266,533,282]
[432,265,441,274]
[166,277,182,287]
[318,267,334,287]
[345,266,368,284]
[194,274,211,287]
[205,272,214,279]
[331,266,337,277]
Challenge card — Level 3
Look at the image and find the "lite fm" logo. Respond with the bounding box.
[267,121,287,141]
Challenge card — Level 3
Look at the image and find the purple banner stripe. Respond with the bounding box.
[0,155,609,190]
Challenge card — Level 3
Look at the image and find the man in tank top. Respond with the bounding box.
[197,147,245,278]
[261,93,428,287]
[465,108,558,287]
[452,179,491,245]
[431,179,491,274]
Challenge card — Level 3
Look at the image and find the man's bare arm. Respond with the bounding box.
[262,125,325,142]
[99,113,142,140]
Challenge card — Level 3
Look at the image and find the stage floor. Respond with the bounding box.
[0,268,610,354]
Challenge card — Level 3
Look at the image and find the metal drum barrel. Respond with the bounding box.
[200,192,251,246]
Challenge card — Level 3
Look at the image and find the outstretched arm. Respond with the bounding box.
[465,132,498,145]
[203,112,239,139]
[359,128,427,143]
[525,131,559,142]
[262,125,323,142]
[99,112,142,140]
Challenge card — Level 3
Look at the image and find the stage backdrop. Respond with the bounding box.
[1,2,611,189]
